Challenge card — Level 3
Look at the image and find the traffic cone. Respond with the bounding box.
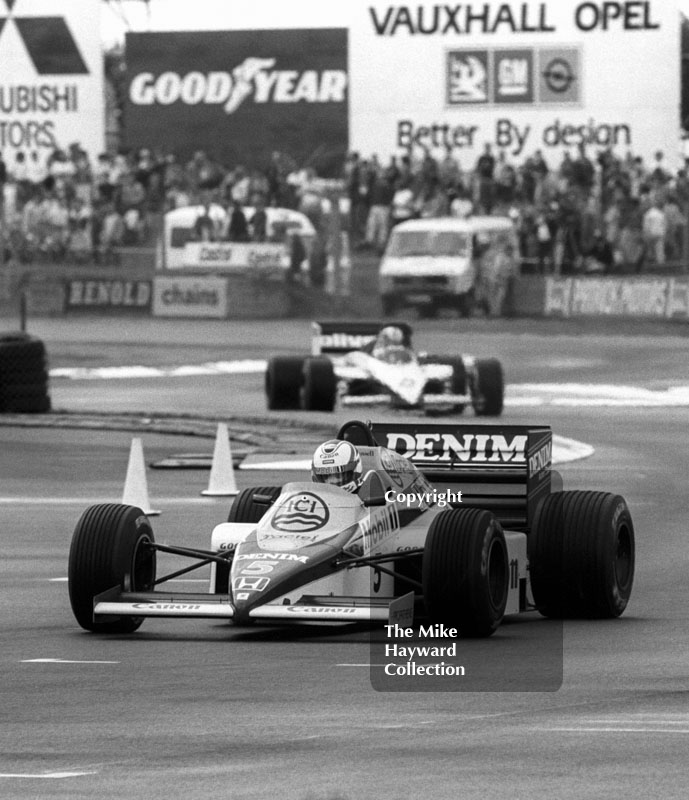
[201,423,239,496]
[122,437,161,516]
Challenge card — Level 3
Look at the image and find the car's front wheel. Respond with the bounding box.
[68,504,156,633]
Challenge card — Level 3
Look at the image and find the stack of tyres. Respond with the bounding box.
[0,332,51,413]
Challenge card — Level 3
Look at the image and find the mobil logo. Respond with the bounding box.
[271,492,330,533]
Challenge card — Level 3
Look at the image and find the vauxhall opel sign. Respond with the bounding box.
[124,28,348,172]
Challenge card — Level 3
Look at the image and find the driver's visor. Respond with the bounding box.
[313,470,356,486]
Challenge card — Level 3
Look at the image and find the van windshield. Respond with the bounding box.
[387,230,470,258]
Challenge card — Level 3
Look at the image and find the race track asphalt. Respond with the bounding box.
[1,316,688,799]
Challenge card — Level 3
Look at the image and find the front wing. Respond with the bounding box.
[93,587,414,624]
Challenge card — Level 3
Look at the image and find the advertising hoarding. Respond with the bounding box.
[124,28,348,172]
[122,1,679,170]
[152,276,228,318]
[352,1,679,164]
[0,0,104,162]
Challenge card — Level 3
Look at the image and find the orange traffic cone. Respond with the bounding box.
[122,437,161,516]
[201,423,239,496]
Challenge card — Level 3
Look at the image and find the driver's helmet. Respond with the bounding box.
[311,439,363,493]
[377,326,405,349]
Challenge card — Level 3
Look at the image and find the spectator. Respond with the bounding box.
[193,205,216,242]
[365,164,394,253]
[474,142,495,213]
[663,195,684,260]
[226,199,249,242]
[642,201,667,266]
[250,198,268,242]
[584,229,614,273]
[99,202,124,264]
[26,152,47,199]
[13,151,31,207]
[67,198,92,262]
[288,231,307,282]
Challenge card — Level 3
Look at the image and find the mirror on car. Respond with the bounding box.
[359,473,387,507]
[253,493,275,505]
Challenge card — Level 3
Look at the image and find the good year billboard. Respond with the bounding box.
[124,28,348,172]
[0,0,103,162]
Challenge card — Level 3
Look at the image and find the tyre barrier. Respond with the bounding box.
[0,332,51,413]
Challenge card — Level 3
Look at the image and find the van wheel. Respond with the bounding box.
[457,291,475,318]
[382,296,398,316]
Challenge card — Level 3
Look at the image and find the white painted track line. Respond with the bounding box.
[50,361,689,406]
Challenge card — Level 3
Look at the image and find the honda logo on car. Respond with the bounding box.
[129,60,347,113]
[385,432,528,463]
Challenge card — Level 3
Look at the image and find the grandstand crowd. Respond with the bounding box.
[0,139,687,273]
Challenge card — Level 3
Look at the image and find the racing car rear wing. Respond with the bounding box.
[311,321,413,355]
[371,422,552,533]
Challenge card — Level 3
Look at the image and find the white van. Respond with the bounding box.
[157,204,316,270]
[379,216,518,317]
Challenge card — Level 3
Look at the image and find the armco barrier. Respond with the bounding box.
[543,276,689,319]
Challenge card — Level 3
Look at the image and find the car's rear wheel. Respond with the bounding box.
[472,358,504,416]
[265,356,304,410]
[448,356,466,414]
[300,357,337,411]
[529,491,635,619]
[68,503,156,633]
[422,508,508,637]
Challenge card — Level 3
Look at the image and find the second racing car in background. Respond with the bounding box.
[264,321,504,416]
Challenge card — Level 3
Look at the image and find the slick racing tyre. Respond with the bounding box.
[0,332,51,413]
[300,357,337,411]
[265,356,304,410]
[68,504,156,633]
[529,491,635,619]
[228,486,281,524]
[422,508,508,637]
[448,356,466,414]
[471,358,504,416]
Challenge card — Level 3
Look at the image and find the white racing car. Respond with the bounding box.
[67,420,635,636]
[265,321,504,415]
